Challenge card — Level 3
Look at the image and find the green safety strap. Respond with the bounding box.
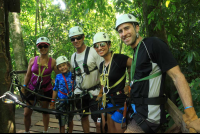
[131,39,162,85]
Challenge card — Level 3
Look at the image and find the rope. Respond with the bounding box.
[1,71,124,116]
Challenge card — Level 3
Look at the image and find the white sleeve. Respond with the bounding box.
[70,53,75,71]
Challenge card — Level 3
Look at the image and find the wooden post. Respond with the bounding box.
[0,0,15,133]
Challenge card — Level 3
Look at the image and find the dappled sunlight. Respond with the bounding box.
[52,0,66,10]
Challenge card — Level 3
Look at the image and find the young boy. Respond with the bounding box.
[50,56,75,133]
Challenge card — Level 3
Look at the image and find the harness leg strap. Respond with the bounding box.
[131,113,155,133]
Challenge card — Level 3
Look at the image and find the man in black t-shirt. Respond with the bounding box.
[115,14,200,133]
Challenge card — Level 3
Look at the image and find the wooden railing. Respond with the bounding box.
[165,99,189,133]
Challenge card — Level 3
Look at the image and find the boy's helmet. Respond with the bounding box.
[56,56,68,66]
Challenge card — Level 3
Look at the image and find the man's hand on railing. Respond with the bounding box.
[182,107,200,133]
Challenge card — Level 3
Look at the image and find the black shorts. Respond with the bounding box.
[75,93,98,122]
[25,89,52,102]
[56,102,74,126]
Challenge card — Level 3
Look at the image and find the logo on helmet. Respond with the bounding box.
[62,57,65,60]
[41,37,44,40]
[78,27,82,32]
[103,33,106,39]
[128,14,132,19]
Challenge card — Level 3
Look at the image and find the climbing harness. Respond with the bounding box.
[130,40,161,88]
[31,56,51,106]
[100,52,128,133]
[100,52,126,108]
[128,39,167,133]
[74,47,98,76]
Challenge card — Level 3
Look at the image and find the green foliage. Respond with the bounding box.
[10,0,200,126]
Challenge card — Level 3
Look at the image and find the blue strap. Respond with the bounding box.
[185,106,193,109]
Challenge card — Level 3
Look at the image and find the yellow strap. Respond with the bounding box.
[37,56,49,77]
[109,73,126,89]
[100,52,114,88]
[100,52,126,90]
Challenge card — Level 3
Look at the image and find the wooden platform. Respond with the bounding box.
[15,107,96,133]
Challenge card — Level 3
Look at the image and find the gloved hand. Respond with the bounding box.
[124,85,131,97]
[96,86,103,101]
[49,102,55,109]
[182,107,200,133]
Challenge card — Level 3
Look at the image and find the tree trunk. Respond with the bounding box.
[34,0,39,56]
[142,0,168,43]
[9,12,28,85]
[0,0,15,133]
[142,0,178,104]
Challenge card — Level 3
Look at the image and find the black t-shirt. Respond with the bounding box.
[99,53,129,104]
[131,37,178,124]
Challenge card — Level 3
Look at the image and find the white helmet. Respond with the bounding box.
[69,26,84,37]
[93,32,110,44]
[115,14,138,30]
[56,56,68,66]
[36,37,50,45]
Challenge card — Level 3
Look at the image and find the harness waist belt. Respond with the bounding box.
[31,80,51,90]
[131,96,167,105]
[83,84,100,92]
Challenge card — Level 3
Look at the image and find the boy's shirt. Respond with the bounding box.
[53,72,74,99]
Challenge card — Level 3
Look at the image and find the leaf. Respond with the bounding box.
[168,35,171,43]
[166,1,170,7]
[84,8,89,15]
[188,51,193,63]
[124,0,132,4]
[172,5,176,12]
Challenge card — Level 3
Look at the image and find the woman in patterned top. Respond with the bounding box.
[50,56,75,133]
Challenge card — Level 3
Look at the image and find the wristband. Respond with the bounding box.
[23,84,27,87]
[185,106,193,110]
[51,99,55,102]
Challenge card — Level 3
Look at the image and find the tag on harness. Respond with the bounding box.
[97,118,101,123]
[130,80,134,88]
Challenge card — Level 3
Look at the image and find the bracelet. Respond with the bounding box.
[23,84,27,87]
[51,99,55,102]
[185,106,193,109]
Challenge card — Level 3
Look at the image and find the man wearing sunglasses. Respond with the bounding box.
[115,14,200,133]
[69,26,104,133]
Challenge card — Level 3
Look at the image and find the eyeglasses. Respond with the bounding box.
[93,42,107,48]
[38,44,49,49]
[70,35,83,42]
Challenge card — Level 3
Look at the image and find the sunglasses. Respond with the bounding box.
[38,44,49,49]
[93,42,107,49]
[70,35,83,42]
